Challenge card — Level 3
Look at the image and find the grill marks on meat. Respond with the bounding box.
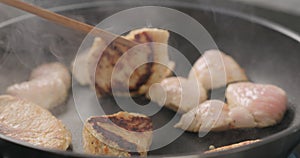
[83,112,153,157]
[93,40,128,96]
[96,28,172,96]
[72,28,174,97]
[88,120,138,152]
[88,115,152,132]
[130,32,154,92]
[0,95,71,150]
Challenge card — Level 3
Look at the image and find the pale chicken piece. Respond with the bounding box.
[226,82,287,127]
[148,77,207,113]
[0,95,71,150]
[188,49,248,90]
[175,83,287,132]
[6,62,71,109]
[83,112,153,157]
[228,106,257,128]
[175,100,255,132]
[72,28,174,97]
[71,51,91,85]
[174,100,232,132]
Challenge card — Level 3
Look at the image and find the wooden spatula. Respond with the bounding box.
[0,0,137,47]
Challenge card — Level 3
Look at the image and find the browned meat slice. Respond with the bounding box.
[83,111,153,157]
[0,95,71,150]
[7,62,71,109]
[73,28,174,97]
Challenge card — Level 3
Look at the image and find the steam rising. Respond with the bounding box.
[0,3,87,69]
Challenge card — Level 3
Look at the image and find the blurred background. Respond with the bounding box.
[1,0,300,20]
[235,0,300,15]
[1,0,299,33]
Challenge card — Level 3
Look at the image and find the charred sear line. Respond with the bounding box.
[129,152,142,156]
[95,41,127,95]
[89,122,138,152]
[134,34,141,42]
[130,62,153,92]
[109,42,125,57]
[130,32,154,92]
[95,32,155,95]
[108,116,153,132]
[88,117,153,132]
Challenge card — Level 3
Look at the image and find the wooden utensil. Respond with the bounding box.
[0,0,137,47]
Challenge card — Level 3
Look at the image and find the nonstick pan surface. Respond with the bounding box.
[0,0,300,158]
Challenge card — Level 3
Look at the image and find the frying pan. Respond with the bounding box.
[0,0,300,158]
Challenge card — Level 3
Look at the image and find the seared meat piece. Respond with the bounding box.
[122,29,174,95]
[148,77,207,113]
[189,49,248,90]
[83,112,153,157]
[226,82,287,127]
[0,95,71,150]
[7,62,71,109]
[175,83,287,132]
[72,28,174,97]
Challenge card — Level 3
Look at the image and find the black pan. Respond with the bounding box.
[0,0,300,158]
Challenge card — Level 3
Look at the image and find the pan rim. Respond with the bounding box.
[0,0,300,157]
[0,0,300,43]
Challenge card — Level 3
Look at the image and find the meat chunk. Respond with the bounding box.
[175,83,287,132]
[72,28,174,97]
[188,49,248,90]
[6,62,71,110]
[228,106,257,128]
[226,82,287,127]
[71,51,91,85]
[0,95,71,150]
[83,112,152,157]
[148,77,207,113]
[174,100,232,132]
